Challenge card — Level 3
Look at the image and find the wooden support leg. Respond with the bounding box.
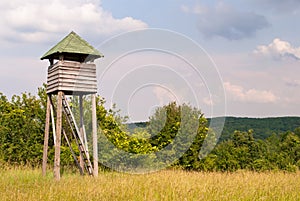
[92,94,98,177]
[49,97,56,145]
[42,95,51,176]
[54,91,63,180]
[79,95,85,171]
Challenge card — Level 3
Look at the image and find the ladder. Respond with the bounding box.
[61,94,93,176]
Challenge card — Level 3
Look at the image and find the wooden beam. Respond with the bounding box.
[42,95,51,176]
[50,100,56,145]
[79,95,85,171]
[92,94,98,177]
[54,91,63,180]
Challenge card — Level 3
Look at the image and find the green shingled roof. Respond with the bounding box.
[41,31,103,61]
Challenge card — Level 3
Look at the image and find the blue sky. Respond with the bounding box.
[0,0,300,120]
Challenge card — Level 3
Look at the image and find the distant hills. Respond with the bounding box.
[209,116,300,141]
[128,116,300,141]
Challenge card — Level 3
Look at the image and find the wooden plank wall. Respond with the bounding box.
[47,61,97,94]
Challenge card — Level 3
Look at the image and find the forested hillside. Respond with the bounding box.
[209,117,300,141]
[129,117,300,142]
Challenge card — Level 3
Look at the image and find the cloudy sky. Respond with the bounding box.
[0,0,300,120]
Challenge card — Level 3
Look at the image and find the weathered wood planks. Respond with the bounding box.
[47,61,97,95]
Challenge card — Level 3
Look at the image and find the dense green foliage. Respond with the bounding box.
[147,102,209,170]
[199,129,300,172]
[96,101,208,172]
[210,116,300,141]
[129,116,300,142]
[0,86,300,172]
[0,88,46,165]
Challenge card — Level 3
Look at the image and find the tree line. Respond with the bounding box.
[0,86,299,172]
[209,116,300,142]
[129,116,300,142]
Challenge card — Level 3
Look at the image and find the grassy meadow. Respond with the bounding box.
[0,168,299,201]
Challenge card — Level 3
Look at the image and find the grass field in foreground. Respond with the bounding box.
[0,168,299,201]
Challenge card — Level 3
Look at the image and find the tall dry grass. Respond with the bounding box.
[0,167,299,201]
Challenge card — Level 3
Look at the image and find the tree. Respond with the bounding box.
[96,97,157,172]
[147,102,209,170]
[0,91,45,165]
[96,101,209,172]
[278,131,300,171]
[207,130,260,171]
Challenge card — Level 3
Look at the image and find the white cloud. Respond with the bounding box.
[224,82,278,103]
[181,4,207,15]
[153,86,177,105]
[183,2,269,40]
[180,5,190,13]
[254,38,300,60]
[0,0,148,44]
[203,97,213,106]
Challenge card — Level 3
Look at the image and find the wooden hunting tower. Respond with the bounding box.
[41,31,103,180]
